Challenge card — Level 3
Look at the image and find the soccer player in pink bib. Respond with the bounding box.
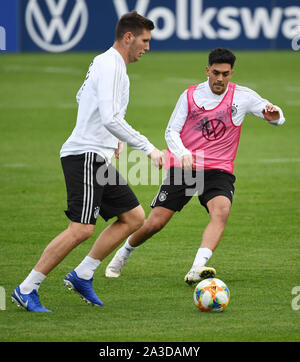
[106,48,286,284]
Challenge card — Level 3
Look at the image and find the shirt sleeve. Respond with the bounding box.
[95,59,155,155]
[244,87,286,126]
[165,90,192,160]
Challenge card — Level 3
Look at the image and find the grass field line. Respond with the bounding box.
[285,86,300,92]
[165,77,199,84]
[0,103,77,109]
[259,157,300,163]
[3,163,27,168]
[1,64,82,75]
[285,100,300,106]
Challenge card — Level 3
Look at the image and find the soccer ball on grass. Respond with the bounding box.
[193,278,230,312]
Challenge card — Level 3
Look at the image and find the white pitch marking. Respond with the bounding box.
[165,77,198,84]
[2,64,81,75]
[285,100,300,106]
[259,158,300,163]
[3,163,27,168]
[285,86,300,92]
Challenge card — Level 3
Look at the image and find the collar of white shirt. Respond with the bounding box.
[110,46,127,68]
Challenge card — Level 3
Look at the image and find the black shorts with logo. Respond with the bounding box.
[151,167,236,213]
[61,152,139,224]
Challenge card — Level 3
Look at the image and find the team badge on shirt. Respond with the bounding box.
[158,191,168,202]
[232,103,238,117]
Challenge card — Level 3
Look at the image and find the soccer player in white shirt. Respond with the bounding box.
[12,11,164,312]
[106,48,285,284]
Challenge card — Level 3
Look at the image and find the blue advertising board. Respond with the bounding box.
[1,0,300,53]
[0,0,19,52]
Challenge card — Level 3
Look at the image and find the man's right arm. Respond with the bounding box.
[165,91,193,169]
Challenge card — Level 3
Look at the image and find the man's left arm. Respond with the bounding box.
[261,104,285,126]
[247,89,286,126]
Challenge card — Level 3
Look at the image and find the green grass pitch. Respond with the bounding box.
[0,50,299,342]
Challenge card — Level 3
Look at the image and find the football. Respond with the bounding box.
[194,278,230,312]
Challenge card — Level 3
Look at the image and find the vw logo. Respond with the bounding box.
[25,0,88,52]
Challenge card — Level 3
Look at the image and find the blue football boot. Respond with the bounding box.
[64,270,104,306]
[11,286,52,312]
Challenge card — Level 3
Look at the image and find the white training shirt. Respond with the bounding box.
[60,47,155,162]
[165,80,286,160]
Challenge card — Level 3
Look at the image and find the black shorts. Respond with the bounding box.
[151,167,236,213]
[61,152,140,224]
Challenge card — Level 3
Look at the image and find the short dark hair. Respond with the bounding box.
[208,48,236,68]
[115,11,155,40]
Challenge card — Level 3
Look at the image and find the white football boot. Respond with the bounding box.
[105,251,128,278]
[184,266,216,285]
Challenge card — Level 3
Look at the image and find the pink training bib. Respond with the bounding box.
[165,82,241,174]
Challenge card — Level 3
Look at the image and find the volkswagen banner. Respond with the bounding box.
[2,0,300,52]
[0,0,18,52]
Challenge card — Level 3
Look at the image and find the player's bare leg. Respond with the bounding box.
[185,196,231,284]
[127,206,174,247]
[201,195,231,251]
[105,207,174,277]
[88,205,145,261]
[34,221,95,276]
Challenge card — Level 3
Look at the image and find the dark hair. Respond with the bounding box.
[115,11,155,40]
[208,48,236,68]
